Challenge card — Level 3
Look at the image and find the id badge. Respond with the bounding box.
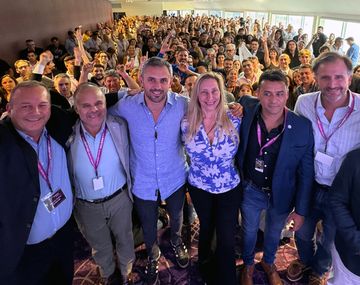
[93,176,104,191]
[315,151,334,167]
[255,158,264,173]
[41,189,66,213]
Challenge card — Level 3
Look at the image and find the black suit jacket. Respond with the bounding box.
[237,96,315,215]
[330,148,360,276]
[0,108,72,278]
[0,91,118,279]
[255,50,265,67]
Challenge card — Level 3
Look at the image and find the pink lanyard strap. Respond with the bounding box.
[257,110,287,156]
[80,125,107,177]
[314,93,354,152]
[38,134,53,192]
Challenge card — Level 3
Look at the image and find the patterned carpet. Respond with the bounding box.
[73,220,309,285]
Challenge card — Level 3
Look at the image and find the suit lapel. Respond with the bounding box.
[242,102,261,157]
[107,118,127,171]
[6,120,40,190]
[273,112,294,173]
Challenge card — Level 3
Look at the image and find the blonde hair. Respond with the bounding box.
[279,53,291,64]
[299,49,311,57]
[185,72,238,142]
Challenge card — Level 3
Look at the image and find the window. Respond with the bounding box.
[271,14,314,36]
[209,10,222,18]
[271,14,287,27]
[179,10,191,16]
[344,22,360,43]
[319,18,344,39]
[193,9,208,16]
[245,11,269,23]
[302,17,314,38]
[224,11,243,19]
[167,10,179,17]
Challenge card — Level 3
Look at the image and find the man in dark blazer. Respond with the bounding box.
[237,70,314,285]
[0,81,74,285]
[249,38,265,67]
[329,148,360,284]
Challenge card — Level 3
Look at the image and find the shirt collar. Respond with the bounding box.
[80,120,106,138]
[136,90,175,106]
[317,90,357,111]
[16,127,48,148]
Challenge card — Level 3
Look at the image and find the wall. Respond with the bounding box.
[0,0,112,65]
[113,2,164,16]
[192,0,360,22]
[117,0,360,22]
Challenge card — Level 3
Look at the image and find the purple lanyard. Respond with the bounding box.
[80,125,107,177]
[314,93,354,152]
[38,134,53,192]
[257,110,287,156]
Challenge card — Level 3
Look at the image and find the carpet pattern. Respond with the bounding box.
[74,221,309,284]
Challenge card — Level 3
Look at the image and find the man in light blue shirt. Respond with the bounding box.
[109,57,189,284]
[346,37,359,67]
[287,52,360,284]
[0,81,74,285]
[67,83,135,285]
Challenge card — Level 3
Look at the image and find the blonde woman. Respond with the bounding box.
[181,72,241,285]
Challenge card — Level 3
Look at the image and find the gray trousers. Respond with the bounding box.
[74,190,135,278]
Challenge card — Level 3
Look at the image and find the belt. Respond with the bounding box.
[245,179,271,195]
[77,184,127,204]
[315,181,331,191]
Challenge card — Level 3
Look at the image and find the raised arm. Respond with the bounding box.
[116,64,140,91]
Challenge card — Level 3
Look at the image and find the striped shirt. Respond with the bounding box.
[295,91,360,186]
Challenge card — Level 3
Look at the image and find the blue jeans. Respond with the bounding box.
[241,182,289,265]
[295,185,335,276]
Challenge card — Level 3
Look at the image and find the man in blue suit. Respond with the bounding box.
[237,70,314,285]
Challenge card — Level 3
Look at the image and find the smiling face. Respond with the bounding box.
[75,86,106,135]
[141,65,171,105]
[300,67,314,85]
[104,76,121,92]
[315,59,352,106]
[7,85,51,142]
[258,80,288,118]
[198,78,221,114]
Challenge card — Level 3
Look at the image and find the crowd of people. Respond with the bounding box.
[0,13,360,285]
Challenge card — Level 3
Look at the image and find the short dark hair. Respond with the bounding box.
[258,70,288,87]
[299,63,313,70]
[10,80,50,105]
[312,52,352,75]
[140,57,173,78]
[93,64,105,69]
[319,46,330,53]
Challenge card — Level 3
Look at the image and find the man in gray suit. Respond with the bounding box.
[67,83,135,285]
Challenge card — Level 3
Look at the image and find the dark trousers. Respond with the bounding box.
[295,184,336,275]
[15,218,74,285]
[189,184,240,285]
[134,185,186,260]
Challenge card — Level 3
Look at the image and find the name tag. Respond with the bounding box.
[315,151,334,167]
[255,158,264,173]
[93,176,104,191]
[41,189,66,213]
